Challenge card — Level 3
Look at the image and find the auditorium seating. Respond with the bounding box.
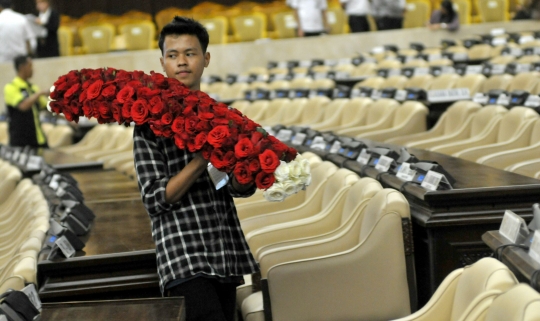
[336,99,400,136]
[481,284,540,321]
[0,122,8,145]
[45,124,74,148]
[119,21,156,50]
[309,98,372,132]
[79,23,116,54]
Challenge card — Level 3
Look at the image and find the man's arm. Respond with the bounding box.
[294,9,304,37]
[18,90,48,111]
[164,153,208,204]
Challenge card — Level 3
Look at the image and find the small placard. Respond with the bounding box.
[394,90,407,101]
[491,37,507,46]
[525,95,540,107]
[335,71,350,79]
[428,53,442,61]
[371,46,385,54]
[427,88,470,102]
[490,64,507,74]
[350,88,361,98]
[11,149,21,162]
[314,72,328,80]
[375,155,394,172]
[329,141,341,154]
[49,174,62,190]
[490,27,505,36]
[277,61,288,69]
[516,64,532,73]
[18,152,28,167]
[421,170,444,191]
[22,284,42,310]
[276,129,293,142]
[291,133,307,146]
[473,93,488,104]
[294,73,307,79]
[311,136,327,150]
[207,164,229,190]
[452,52,468,61]
[55,235,76,258]
[263,126,275,136]
[529,230,540,264]
[499,210,527,243]
[396,162,417,181]
[370,90,381,100]
[4,149,13,160]
[466,65,483,74]
[299,60,311,67]
[441,66,456,74]
[519,35,535,44]
[496,94,510,106]
[356,148,371,165]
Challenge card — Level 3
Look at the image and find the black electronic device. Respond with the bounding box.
[410,161,456,190]
[509,90,530,107]
[380,87,397,99]
[405,88,427,101]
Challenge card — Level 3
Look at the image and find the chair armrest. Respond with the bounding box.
[236,192,305,220]
[430,126,500,156]
[360,111,427,142]
[336,116,394,136]
[507,158,540,177]
[479,143,540,169]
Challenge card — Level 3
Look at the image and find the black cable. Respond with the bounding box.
[492,243,530,260]
[530,269,540,292]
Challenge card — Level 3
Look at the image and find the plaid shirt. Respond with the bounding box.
[133,124,259,293]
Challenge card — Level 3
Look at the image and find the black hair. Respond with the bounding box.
[13,55,30,72]
[0,0,12,8]
[440,0,456,23]
[158,16,209,55]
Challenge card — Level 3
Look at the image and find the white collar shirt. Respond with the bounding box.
[0,9,35,64]
[290,0,328,32]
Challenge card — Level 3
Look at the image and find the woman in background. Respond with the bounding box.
[428,0,459,31]
[35,0,59,58]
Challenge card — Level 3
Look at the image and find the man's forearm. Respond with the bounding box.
[165,156,208,204]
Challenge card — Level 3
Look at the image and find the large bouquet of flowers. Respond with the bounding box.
[48,68,310,202]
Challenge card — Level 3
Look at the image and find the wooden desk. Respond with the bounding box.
[68,170,141,203]
[482,231,540,290]
[41,297,185,321]
[38,198,159,302]
[341,147,540,305]
[37,149,103,172]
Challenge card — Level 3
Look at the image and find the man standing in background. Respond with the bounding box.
[0,0,35,63]
[34,0,60,58]
[341,0,370,32]
[289,0,331,37]
[371,0,406,30]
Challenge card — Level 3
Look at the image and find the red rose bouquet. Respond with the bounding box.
[48,68,311,201]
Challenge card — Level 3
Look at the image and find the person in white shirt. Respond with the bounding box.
[371,0,406,30]
[0,0,35,64]
[34,0,59,58]
[289,0,330,37]
[340,0,370,32]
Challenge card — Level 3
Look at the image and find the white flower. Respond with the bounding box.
[288,160,302,178]
[274,161,290,182]
[281,181,298,196]
[264,183,287,202]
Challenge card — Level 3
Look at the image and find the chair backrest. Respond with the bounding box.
[469,105,508,136]
[339,98,372,126]
[231,100,251,114]
[326,7,346,34]
[481,74,513,93]
[377,59,402,70]
[450,257,517,321]
[507,72,540,93]
[403,59,429,68]
[453,0,471,24]
[250,81,270,90]
[290,77,313,89]
[382,75,409,90]
[272,11,297,39]
[57,26,74,56]
[200,17,228,44]
[155,8,187,32]
[79,23,115,54]
[243,100,269,120]
[340,178,383,224]
[47,125,74,148]
[428,58,454,67]
[320,98,350,121]
[477,0,508,22]
[405,75,434,90]
[403,0,431,28]
[440,101,482,135]
[305,162,338,199]
[311,79,335,90]
[468,44,494,60]
[529,118,540,146]
[297,96,331,124]
[484,284,540,321]
[392,101,429,126]
[221,82,250,101]
[496,107,539,143]
[354,77,385,89]
[364,99,400,124]
[262,98,290,121]
[321,169,358,208]
[454,74,487,95]
[351,62,377,77]
[430,74,461,90]
[489,55,515,65]
[0,122,8,145]
[232,13,267,42]
[120,22,155,50]
[517,55,540,64]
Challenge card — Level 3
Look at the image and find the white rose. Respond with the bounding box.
[273,161,290,182]
[299,157,311,176]
[281,180,298,196]
[264,183,287,202]
[288,160,303,178]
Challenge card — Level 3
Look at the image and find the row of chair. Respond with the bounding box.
[0,160,49,294]
[0,122,74,149]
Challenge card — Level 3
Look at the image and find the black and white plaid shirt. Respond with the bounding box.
[133,124,259,293]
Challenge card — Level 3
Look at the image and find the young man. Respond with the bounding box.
[4,55,49,148]
[132,17,259,321]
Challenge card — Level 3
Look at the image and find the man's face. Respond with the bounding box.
[20,58,33,79]
[160,34,210,91]
[36,0,48,12]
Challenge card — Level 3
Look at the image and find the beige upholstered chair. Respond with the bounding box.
[231,100,251,114]
[507,158,540,178]
[481,74,513,93]
[381,75,409,90]
[231,13,267,42]
[295,96,331,125]
[391,257,517,321]
[507,72,540,93]
[454,74,487,95]
[0,163,21,205]
[84,127,134,160]
[359,101,428,142]
[432,107,538,156]
[482,284,540,321]
[404,75,434,90]
[58,124,108,154]
[337,98,400,136]
[310,98,372,132]
[429,74,462,90]
[119,21,156,50]
[257,98,291,126]
[46,124,74,148]
[243,100,270,122]
[277,98,309,126]
[468,44,495,61]
[353,76,386,89]
[79,23,115,54]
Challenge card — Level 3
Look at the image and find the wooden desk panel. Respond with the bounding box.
[69,170,141,203]
[37,149,103,172]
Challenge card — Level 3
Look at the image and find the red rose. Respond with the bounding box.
[245,119,260,132]
[174,133,186,149]
[131,99,149,124]
[250,131,264,145]
[213,104,228,117]
[184,94,199,107]
[227,110,244,127]
[198,109,214,121]
[268,136,289,158]
[63,108,74,122]
[111,100,123,123]
[187,132,207,152]
[161,113,173,125]
[210,150,236,172]
[171,117,185,134]
[248,159,260,172]
[184,115,199,135]
[115,70,132,81]
[259,149,280,173]
[127,80,144,89]
[234,138,253,159]
[285,147,298,162]
[137,87,161,100]
[69,100,81,115]
[122,99,134,120]
[201,145,212,160]
[255,171,275,189]
[86,80,104,100]
[64,83,80,100]
[211,117,230,127]
[207,125,230,148]
[151,71,167,88]
[116,86,135,103]
[196,120,211,132]
[49,101,63,114]
[101,85,117,99]
[234,162,253,185]
[82,100,94,118]
[149,96,164,114]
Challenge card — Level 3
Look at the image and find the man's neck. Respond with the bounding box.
[17,74,29,82]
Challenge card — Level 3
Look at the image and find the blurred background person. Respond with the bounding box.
[428,0,460,31]
[4,55,49,148]
[0,0,35,63]
[34,0,59,58]
[514,0,540,19]
[341,0,370,33]
[371,0,406,30]
[290,0,331,37]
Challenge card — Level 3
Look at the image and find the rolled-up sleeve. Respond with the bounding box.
[133,125,174,217]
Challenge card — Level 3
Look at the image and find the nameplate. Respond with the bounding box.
[473,93,488,104]
[414,67,430,76]
[299,60,311,67]
[371,90,382,100]
[519,35,535,44]
[452,52,468,61]
[491,37,507,46]
[427,54,442,61]
[237,75,250,83]
[324,59,338,66]
[22,284,42,310]
[421,170,448,191]
[372,46,385,54]
[499,210,528,243]
[291,133,307,146]
[277,61,288,69]
[56,235,76,258]
[394,90,407,101]
[529,230,540,263]
[466,65,483,75]
[396,162,416,181]
[516,64,532,73]
[356,148,371,166]
[525,95,540,108]
[263,126,275,136]
[26,155,43,170]
[276,129,293,142]
[294,73,307,79]
[273,74,287,81]
[335,71,350,79]
[490,28,505,36]
[311,136,327,150]
[375,155,394,172]
[496,94,510,106]
[329,141,341,154]
[505,47,523,56]
[350,88,361,98]
[18,152,28,167]
[207,163,229,190]
[440,66,456,75]
[490,64,507,75]
[427,88,470,102]
[49,174,62,190]
[11,149,21,162]
[338,58,352,65]
[314,72,328,80]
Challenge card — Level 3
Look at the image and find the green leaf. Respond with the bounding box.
[256,127,268,137]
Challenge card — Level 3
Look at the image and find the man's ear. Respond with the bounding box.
[204,52,211,68]
[159,56,165,72]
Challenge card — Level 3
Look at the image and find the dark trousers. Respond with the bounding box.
[376,16,404,30]
[304,31,324,37]
[168,277,237,321]
[348,15,370,32]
